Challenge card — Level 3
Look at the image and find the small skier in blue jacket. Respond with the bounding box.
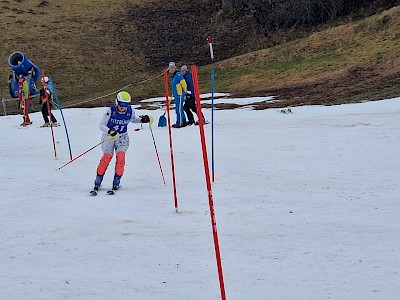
[91,91,150,194]
[168,62,188,128]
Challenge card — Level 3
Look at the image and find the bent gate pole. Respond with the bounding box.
[49,76,73,160]
[192,65,226,300]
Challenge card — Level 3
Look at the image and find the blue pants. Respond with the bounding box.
[175,95,186,126]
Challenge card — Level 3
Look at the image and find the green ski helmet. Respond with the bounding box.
[116,91,131,107]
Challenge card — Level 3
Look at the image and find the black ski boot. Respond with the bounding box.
[90,185,99,196]
[94,174,104,187]
[107,174,122,195]
[112,174,122,190]
[90,174,104,196]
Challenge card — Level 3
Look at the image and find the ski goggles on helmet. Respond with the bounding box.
[117,101,130,107]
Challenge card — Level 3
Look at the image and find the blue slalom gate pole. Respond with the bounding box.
[207,36,215,182]
[48,77,73,160]
[211,69,215,183]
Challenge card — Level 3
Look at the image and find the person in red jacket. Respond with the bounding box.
[17,75,32,126]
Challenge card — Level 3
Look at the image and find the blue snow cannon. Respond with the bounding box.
[8,51,41,98]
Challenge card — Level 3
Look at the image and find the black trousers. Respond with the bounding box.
[41,102,57,123]
[183,95,203,122]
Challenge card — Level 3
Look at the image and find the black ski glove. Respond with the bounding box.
[108,128,118,136]
[140,115,150,123]
[107,128,119,141]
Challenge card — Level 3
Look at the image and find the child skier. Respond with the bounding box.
[39,76,59,127]
[91,91,150,195]
[17,75,32,126]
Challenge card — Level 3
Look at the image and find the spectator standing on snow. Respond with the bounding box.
[91,91,150,193]
[39,76,59,127]
[180,65,206,125]
[168,62,188,128]
[17,74,32,126]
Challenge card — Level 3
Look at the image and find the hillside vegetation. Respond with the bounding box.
[214,5,400,108]
[0,0,399,111]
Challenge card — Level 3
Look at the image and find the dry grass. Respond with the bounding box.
[0,0,155,104]
[1,2,400,111]
[208,6,400,107]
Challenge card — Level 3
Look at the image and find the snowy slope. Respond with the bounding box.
[0,97,399,300]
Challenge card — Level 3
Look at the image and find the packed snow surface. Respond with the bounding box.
[1,96,399,299]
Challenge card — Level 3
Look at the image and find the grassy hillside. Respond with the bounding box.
[0,1,399,111]
[0,0,160,107]
[211,6,400,109]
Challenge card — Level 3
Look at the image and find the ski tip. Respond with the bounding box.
[278,108,293,114]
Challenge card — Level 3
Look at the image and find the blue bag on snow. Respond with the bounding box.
[158,113,167,127]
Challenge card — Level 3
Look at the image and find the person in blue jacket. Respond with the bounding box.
[181,65,206,125]
[168,62,188,128]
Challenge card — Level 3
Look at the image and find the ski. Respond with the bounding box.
[90,187,99,196]
[107,189,117,195]
[90,186,118,195]
[107,185,120,195]
[195,120,210,126]
[278,108,293,114]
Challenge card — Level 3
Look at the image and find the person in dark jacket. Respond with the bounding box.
[39,76,59,127]
[181,65,206,125]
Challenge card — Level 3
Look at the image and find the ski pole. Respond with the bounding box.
[56,140,105,171]
[147,116,166,187]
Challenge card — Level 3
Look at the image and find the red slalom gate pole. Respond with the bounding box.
[191,65,226,300]
[163,69,179,213]
[41,70,57,159]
